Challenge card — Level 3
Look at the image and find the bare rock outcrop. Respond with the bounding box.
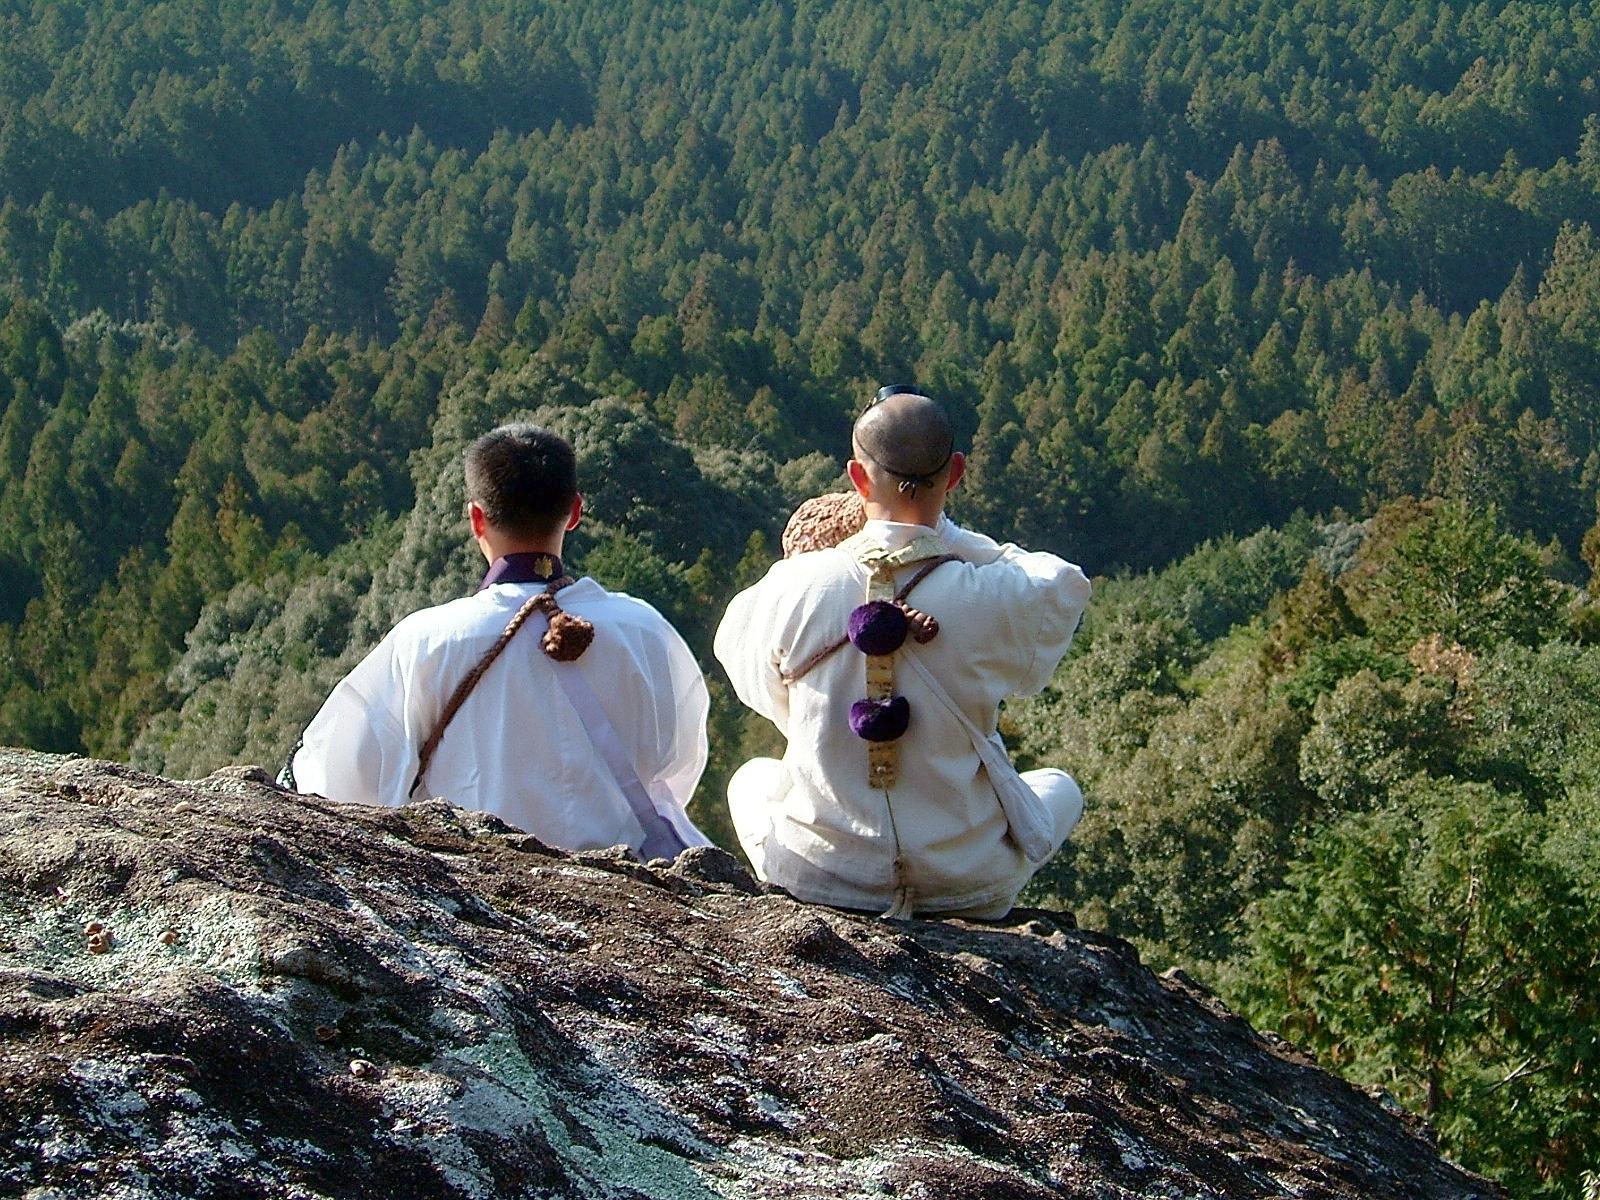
[0,749,1497,1199]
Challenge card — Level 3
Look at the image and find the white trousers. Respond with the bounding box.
[726,758,1084,919]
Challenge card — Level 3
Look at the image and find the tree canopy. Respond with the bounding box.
[3,3,1599,1193]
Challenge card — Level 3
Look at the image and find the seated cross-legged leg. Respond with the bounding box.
[727,757,786,876]
[940,769,1085,921]
[1023,767,1084,846]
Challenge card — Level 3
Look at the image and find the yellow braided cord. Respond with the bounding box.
[866,561,898,788]
[848,534,946,791]
[841,533,950,918]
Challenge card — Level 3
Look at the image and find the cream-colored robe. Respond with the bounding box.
[714,517,1091,914]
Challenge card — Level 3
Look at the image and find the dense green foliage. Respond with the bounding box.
[7,0,1600,569]
[2,1,1599,1193]
[1013,501,1600,1197]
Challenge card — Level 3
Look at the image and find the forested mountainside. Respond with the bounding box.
[1010,510,1599,1197]
[0,0,1598,1194]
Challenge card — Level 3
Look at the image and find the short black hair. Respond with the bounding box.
[464,423,578,538]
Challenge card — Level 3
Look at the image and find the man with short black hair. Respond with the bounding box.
[290,422,710,857]
[462,422,579,541]
[715,389,1091,918]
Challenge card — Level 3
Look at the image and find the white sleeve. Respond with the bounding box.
[714,573,791,736]
[998,554,1092,695]
[291,635,415,809]
[962,540,1093,697]
[937,514,1007,564]
[655,625,711,816]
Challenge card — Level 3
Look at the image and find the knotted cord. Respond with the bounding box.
[779,555,956,685]
[408,576,593,798]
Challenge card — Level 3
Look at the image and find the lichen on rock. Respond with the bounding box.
[0,749,1499,1198]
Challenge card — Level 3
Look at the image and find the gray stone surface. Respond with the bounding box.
[0,749,1499,1198]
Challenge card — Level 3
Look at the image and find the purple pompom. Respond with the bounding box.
[850,695,911,742]
[848,600,909,656]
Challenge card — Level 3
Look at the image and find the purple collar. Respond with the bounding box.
[478,552,565,591]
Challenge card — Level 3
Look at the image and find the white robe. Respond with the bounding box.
[292,577,710,854]
[714,517,1091,915]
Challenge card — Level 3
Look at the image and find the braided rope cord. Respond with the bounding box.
[408,576,580,799]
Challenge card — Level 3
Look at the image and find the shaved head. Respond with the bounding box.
[852,393,956,496]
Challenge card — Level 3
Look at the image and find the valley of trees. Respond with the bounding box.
[0,1,1597,1193]
[1010,506,1599,1195]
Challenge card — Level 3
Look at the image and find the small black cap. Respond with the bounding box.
[874,384,917,403]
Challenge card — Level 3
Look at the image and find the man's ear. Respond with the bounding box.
[468,500,488,539]
[566,494,583,532]
[945,451,967,493]
[847,459,873,500]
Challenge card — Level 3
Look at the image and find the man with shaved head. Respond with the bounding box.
[852,390,960,501]
[715,388,1092,919]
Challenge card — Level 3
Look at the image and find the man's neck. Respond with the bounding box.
[856,517,948,557]
[478,533,564,565]
[860,500,945,528]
